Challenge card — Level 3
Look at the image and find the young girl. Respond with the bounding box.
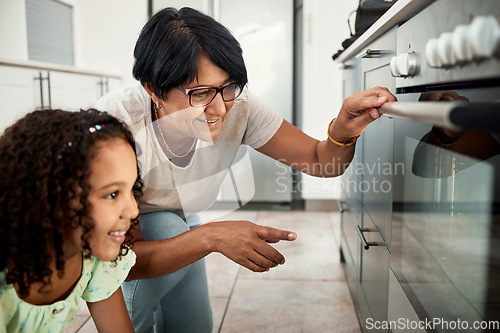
[0,109,143,333]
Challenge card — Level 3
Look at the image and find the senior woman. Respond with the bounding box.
[96,6,396,333]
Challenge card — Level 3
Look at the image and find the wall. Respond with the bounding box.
[0,0,147,86]
[299,0,358,200]
[0,0,29,60]
[74,0,148,86]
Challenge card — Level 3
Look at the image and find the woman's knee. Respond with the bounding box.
[139,211,190,241]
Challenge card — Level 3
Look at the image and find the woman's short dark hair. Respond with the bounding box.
[133,7,248,100]
[0,109,143,298]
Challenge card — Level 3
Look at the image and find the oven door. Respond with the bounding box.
[383,86,500,331]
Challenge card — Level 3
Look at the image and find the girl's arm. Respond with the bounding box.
[87,287,134,333]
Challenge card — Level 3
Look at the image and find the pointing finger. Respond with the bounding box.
[255,225,297,243]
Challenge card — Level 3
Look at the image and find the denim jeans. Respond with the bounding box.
[122,211,213,333]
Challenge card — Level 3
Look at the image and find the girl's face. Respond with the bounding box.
[155,54,236,142]
[67,138,139,262]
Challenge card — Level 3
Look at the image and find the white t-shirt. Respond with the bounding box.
[95,83,283,220]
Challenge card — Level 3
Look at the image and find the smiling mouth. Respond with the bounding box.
[196,118,220,126]
[108,231,127,237]
[107,230,127,245]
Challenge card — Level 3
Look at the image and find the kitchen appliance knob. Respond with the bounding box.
[437,32,455,66]
[452,25,473,63]
[468,16,500,59]
[425,38,441,67]
[390,56,400,76]
[390,53,418,77]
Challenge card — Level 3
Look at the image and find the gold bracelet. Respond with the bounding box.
[327,119,358,147]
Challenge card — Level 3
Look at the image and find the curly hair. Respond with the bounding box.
[0,109,143,298]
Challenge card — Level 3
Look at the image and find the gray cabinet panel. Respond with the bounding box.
[361,32,396,250]
[358,209,390,332]
[340,58,362,289]
[340,27,396,333]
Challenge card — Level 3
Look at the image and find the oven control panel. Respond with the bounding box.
[425,15,500,68]
[392,0,500,88]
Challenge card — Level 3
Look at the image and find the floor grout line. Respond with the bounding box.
[217,265,241,333]
[74,316,91,333]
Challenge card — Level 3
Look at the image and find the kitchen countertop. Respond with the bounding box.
[335,0,435,63]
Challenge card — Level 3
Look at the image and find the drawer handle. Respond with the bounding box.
[355,225,385,250]
[356,49,392,59]
[337,200,352,213]
[337,200,344,213]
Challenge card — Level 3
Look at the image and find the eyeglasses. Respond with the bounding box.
[176,82,243,107]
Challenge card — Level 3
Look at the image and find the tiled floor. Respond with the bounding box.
[64,210,362,333]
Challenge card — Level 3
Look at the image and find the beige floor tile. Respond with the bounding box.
[211,296,230,333]
[206,252,241,297]
[220,279,361,333]
[327,212,342,245]
[77,318,98,333]
[238,211,345,281]
[62,315,90,333]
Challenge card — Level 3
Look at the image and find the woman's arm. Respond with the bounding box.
[87,287,134,333]
[257,87,397,177]
[126,219,297,281]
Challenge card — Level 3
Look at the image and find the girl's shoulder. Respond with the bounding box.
[0,268,81,333]
[81,249,136,303]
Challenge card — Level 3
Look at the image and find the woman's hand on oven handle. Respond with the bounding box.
[330,86,397,141]
[207,220,297,272]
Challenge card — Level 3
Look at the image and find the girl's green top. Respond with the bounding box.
[0,250,135,333]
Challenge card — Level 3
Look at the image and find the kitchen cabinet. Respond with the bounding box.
[339,56,362,291]
[339,27,396,333]
[0,61,122,132]
[50,72,119,111]
[0,65,42,131]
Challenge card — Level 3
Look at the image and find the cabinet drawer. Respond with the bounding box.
[361,114,394,249]
[358,211,390,332]
[361,50,396,250]
[340,199,362,286]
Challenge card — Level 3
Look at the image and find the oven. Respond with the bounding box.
[380,0,500,331]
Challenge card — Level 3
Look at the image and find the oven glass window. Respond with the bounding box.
[391,87,500,330]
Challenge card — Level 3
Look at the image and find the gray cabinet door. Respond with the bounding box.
[358,208,390,332]
[357,26,396,332]
[340,59,362,288]
[362,63,395,249]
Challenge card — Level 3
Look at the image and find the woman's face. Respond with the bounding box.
[156,54,237,142]
[66,138,139,262]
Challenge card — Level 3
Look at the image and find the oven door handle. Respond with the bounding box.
[379,102,500,132]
